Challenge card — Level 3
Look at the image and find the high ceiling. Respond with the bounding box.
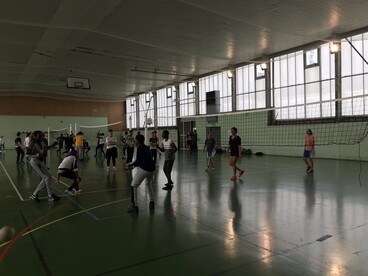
[1,0,368,102]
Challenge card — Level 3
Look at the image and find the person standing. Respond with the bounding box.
[74,131,85,160]
[121,130,128,159]
[303,129,315,173]
[204,132,216,171]
[15,132,25,164]
[149,131,159,165]
[28,130,61,202]
[56,149,82,195]
[94,131,106,157]
[127,134,156,213]
[228,127,244,181]
[56,133,64,155]
[125,130,135,164]
[106,129,118,171]
[24,132,31,152]
[159,130,177,190]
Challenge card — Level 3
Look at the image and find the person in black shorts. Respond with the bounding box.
[228,127,244,181]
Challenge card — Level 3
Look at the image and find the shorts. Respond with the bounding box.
[303,150,311,158]
[206,150,215,158]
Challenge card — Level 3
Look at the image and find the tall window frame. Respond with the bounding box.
[126,96,137,129]
[157,88,177,127]
[271,43,335,121]
[236,64,266,111]
[199,71,232,114]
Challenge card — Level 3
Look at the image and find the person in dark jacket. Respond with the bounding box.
[127,134,156,213]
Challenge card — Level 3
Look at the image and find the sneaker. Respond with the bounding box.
[210,167,215,171]
[107,167,110,172]
[149,201,155,210]
[128,205,139,213]
[239,170,244,177]
[205,167,209,171]
[113,166,116,171]
[51,194,61,201]
[64,189,75,195]
[29,193,41,202]
[74,189,82,194]
[162,185,173,191]
[231,176,237,181]
[306,166,311,172]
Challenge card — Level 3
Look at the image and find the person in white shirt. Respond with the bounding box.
[105,129,118,171]
[55,149,82,195]
[159,130,177,191]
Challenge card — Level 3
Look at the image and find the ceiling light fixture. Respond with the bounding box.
[329,41,340,54]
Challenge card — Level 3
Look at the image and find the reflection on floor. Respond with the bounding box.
[0,149,368,275]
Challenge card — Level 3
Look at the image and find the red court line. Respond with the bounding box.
[0,204,66,263]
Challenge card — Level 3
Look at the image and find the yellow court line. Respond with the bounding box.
[0,198,130,248]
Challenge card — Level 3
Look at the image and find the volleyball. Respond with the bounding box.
[0,225,16,243]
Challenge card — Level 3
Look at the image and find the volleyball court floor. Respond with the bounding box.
[0,148,368,275]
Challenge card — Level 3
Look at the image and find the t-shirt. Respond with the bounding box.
[205,137,216,151]
[74,135,85,147]
[229,135,241,156]
[130,144,155,172]
[105,136,117,149]
[58,155,78,173]
[305,134,315,151]
[15,137,21,147]
[161,139,177,160]
[149,137,159,150]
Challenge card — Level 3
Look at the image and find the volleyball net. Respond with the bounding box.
[79,121,123,144]
[174,95,368,148]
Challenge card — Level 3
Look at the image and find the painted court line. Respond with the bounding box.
[0,198,130,249]
[0,161,24,201]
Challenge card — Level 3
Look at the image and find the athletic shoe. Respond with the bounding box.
[128,205,139,213]
[210,167,215,171]
[29,193,41,202]
[306,166,311,172]
[162,185,173,190]
[65,189,75,195]
[231,176,237,181]
[307,168,314,173]
[74,189,82,194]
[239,170,244,177]
[149,201,155,210]
[113,166,116,171]
[107,167,110,172]
[50,194,61,201]
[205,167,209,171]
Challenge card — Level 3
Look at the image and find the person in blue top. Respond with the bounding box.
[126,134,156,213]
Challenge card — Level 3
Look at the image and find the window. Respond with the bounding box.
[167,87,172,98]
[255,64,265,79]
[199,71,232,114]
[179,82,196,116]
[304,48,319,67]
[126,96,137,129]
[187,82,195,94]
[272,43,335,121]
[236,64,266,111]
[157,88,177,127]
[139,93,155,128]
[341,32,368,116]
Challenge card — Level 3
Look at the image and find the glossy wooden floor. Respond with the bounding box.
[1,148,368,275]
